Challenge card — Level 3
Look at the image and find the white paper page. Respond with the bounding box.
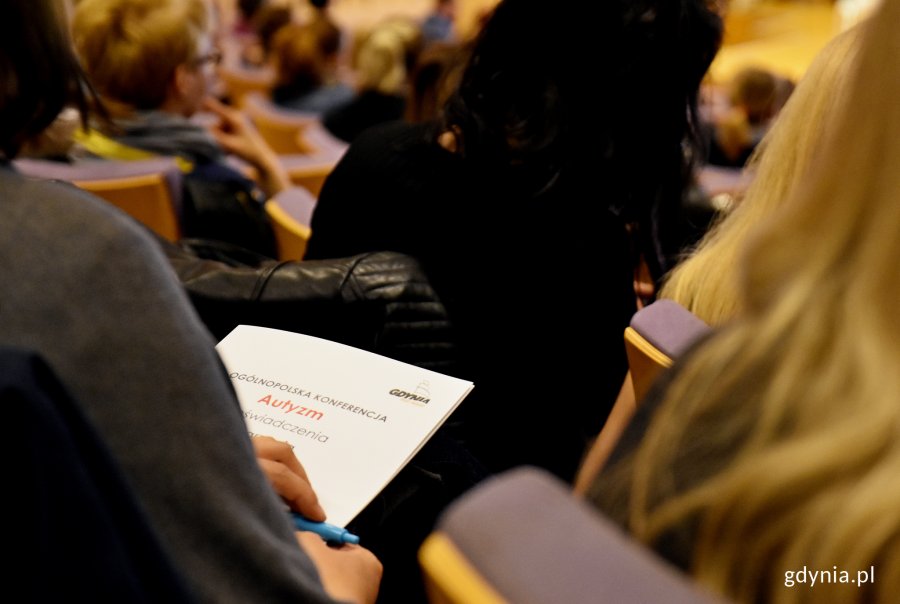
[216,325,473,527]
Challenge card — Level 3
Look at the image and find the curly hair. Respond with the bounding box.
[440,0,722,279]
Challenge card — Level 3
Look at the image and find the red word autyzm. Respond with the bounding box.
[257,394,324,420]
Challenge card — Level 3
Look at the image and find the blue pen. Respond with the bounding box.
[291,512,360,545]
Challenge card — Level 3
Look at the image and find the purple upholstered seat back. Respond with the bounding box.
[272,187,316,228]
[434,467,725,604]
[14,157,184,218]
[629,300,711,360]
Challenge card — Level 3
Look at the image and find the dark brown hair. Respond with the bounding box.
[0,0,91,159]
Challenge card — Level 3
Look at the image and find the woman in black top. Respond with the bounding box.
[307,0,723,481]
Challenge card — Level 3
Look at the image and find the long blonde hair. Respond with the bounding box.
[601,1,900,601]
[658,27,861,325]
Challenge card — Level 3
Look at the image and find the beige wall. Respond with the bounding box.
[711,1,842,83]
[220,0,499,39]
[326,0,499,38]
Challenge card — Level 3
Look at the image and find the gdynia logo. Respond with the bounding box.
[389,380,431,404]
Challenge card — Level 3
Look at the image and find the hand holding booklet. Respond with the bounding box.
[216,325,474,528]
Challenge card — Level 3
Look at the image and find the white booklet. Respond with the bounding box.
[216,325,474,527]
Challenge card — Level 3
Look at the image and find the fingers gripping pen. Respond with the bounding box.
[291,512,360,545]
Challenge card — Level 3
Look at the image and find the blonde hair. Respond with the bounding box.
[73,0,210,110]
[353,18,422,95]
[659,27,861,325]
[603,1,900,601]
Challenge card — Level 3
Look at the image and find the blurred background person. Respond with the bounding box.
[705,66,795,167]
[421,0,457,45]
[240,2,293,68]
[271,21,354,114]
[322,17,423,143]
[404,41,467,124]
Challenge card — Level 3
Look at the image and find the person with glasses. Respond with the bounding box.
[71,0,303,257]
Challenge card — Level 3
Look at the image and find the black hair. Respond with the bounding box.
[441,0,722,278]
[0,0,92,159]
[238,0,267,20]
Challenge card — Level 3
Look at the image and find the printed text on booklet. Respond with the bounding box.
[216,325,473,527]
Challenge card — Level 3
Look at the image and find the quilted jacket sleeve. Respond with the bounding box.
[162,240,459,374]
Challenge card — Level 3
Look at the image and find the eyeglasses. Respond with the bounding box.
[192,49,223,68]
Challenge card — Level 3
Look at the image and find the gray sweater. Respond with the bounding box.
[0,166,334,603]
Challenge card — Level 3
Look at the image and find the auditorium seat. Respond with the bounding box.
[240,93,349,197]
[243,93,349,156]
[14,157,183,242]
[264,187,316,260]
[243,93,318,155]
[419,467,724,604]
[624,299,711,404]
[217,63,276,109]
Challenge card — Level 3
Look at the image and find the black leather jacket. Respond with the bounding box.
[162,240,458,374]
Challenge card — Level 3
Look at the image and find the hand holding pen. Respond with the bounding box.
[252,436,361,544]
[253,435,327,519]
[251,436,379,601]
[292,512,360,545]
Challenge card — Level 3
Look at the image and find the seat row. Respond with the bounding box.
[15,96,348,261]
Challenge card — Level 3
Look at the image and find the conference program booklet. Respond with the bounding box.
[216,325,474,527]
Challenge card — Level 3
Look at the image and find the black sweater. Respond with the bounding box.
[306,120,638,481]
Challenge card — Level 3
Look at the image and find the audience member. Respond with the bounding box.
[661,29,860,326]
[421,0,457,45]
[706,67,794,167]
[71,0,298,256]
[19,107,82,160]
[1,0,381,602]
[163,239,488,604]
[585,1,900,601]
[322,18,423,143]
[241,3,293,68]
[271,22,355,114]
[310,0,354,86]
[405,41,467,123]
[308,0,342,47]
[306,0,723,481]
[233,0,267,37]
